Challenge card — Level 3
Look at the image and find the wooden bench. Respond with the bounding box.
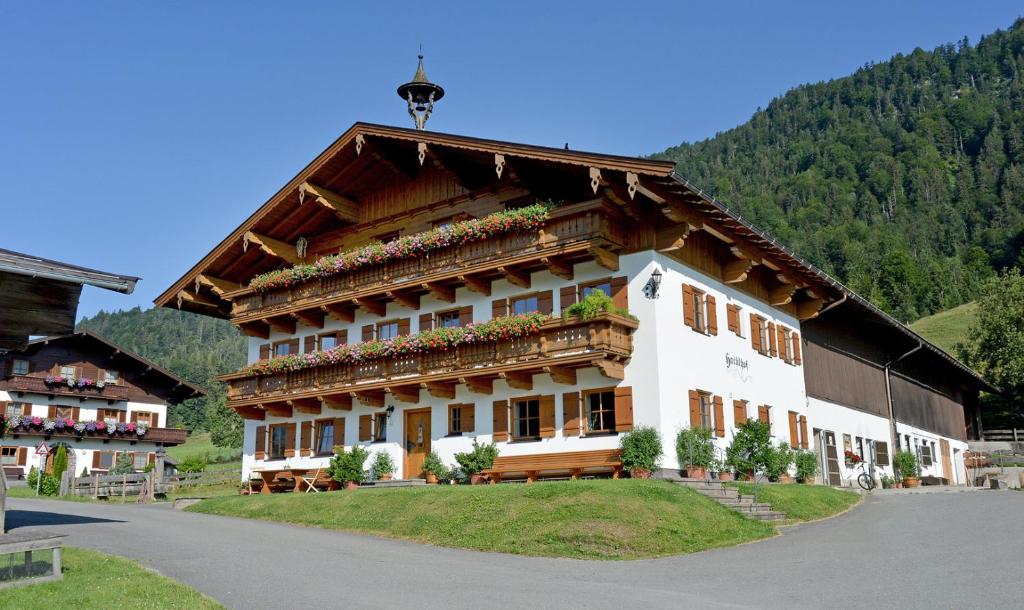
[2,466,24,481]
[481,449,623,484]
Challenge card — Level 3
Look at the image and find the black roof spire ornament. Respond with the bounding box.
[397,51,444,130]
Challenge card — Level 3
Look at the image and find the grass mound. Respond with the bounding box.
[729,482,860,521]
[188,479,774,559]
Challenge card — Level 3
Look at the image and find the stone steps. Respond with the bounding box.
[674,479,788,522]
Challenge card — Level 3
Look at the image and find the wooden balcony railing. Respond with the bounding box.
[228,202,625,323]
[1,375,130,401]
[223,313,637,408]
[3,426,188,445]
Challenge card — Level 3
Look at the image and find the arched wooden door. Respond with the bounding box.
[44,441,76,477]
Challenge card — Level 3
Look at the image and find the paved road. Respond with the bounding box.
[5,490,1022,609]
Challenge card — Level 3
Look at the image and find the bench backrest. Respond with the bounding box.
[489,449,622,470]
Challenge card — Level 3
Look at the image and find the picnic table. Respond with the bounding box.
[250,468,320,494]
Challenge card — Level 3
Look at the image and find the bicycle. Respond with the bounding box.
[855,461,877,491]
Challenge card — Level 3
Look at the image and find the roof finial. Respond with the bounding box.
[397,49,445,130]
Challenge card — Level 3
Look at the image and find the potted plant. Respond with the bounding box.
[328,446,368,490]
[894,450,920,488]
[766,442,795,483]
[726,420,772,481]
[881,475,895,489]
[422,450,449,484]
[794,449,818,484]
[675,426,714,479]
[713,458,734,481]
[372,451,396,481]
[620,425,662,478]
[454,439,498,484]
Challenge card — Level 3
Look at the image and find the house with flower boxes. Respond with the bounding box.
[0,331,202,479]
[154,121,991,487]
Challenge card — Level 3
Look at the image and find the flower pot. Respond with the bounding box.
[778,474,794,484]
[629,468,652,479]
[742,471,755,481]
[895,482,903,489]
[344,481,359,491]
[903,477,920,488]
[799,477,815,485]
[380,473,393,481]
[718,471,735,482]
[686,466,707,480]
[470,473,488,485]
[425,473,438,484]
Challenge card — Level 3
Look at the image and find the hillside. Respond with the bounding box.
[656,20,1024,323]
[909,301,978,354]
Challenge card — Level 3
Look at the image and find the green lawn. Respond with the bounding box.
[166,432,241,465]
[188,479,775,559]
[728,482,860,522]
[909,301,977,354]
[0,547,222,609]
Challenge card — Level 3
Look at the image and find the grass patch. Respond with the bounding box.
[188,479,774,559]
[166,432,241,465]
[728,482,860,522]
[0,547,221,609]
[909,301,977,354]
[7,481,241,504]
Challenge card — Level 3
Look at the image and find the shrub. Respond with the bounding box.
[620,426,662,473]
[143,463,156,473]
[372,451,396,480]
[51,445,68,481]
[794,450,819,482]
[454,440,498,476]
[763,442,794,481]
[422,450,450,479]
[675,426,715,469]
[725,419,773,475]
[27,467,60,496]
[178,454,208,474]
[563,290,633,321]
[80,466,90,477]
[893,451,919,479]
[111,452,136,475]
[328,446,369,484]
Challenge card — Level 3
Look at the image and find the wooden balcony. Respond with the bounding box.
[1,375,130,402]
[3,426,187,446]
[222,313,638,418]
[227,201,626,333]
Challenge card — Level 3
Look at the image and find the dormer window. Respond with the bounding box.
[12,360,29,376]
[103,370,119,385]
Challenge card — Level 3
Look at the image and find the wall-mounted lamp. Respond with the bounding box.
[644,267,663,299]
[385,405,396,420]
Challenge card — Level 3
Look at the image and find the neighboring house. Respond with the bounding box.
[154,122,991,486]
[0,331,202,479]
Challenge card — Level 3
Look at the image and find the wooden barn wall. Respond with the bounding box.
[890,374,968,441]
[802,339,889,418]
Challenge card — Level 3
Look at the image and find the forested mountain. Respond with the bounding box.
[655,19,1024,322]
[77,307,245,441]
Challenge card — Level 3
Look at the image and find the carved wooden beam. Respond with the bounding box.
[298,182,359,222]
[543,365,577,385]
[729,244,763,264]
[235,406,266,420]
[321,303,356,323]
[498,266,531,289]
[769,284,798,306]
[626,172,666,204]
[422,282,455,303]
[243,231,303,265]
[320,394,353,410]
[386,290,420,311]
[589,246,620,271]
[542,257,573,281]
[387,386,420,404]
[594,360,625,380]
[723,258,755,284]
[262,317,296,334]
[352,391,385,408]
[797,297,826,320]
[459,275,491,296]
[238,321,270,340]
[176,290,221,310]
[459,376,493,395]
[288,398,322,414]
[500,371,533,391]
[291,309,325,329]
[355,297,387,317]
[195,274,240,300]
[422,381,456,400]
[262,403,293,418]
[655,225,691,253]
[662,201,706,229]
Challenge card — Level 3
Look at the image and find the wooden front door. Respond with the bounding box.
[823,431,842,486]
[939,439,953,483]
[404,409,431,479]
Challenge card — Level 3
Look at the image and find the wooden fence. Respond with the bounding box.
[982,429,1023,445]
[168,469,240,489]
[66,468,240,498]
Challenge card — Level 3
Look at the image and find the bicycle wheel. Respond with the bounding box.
[857,472,875,491]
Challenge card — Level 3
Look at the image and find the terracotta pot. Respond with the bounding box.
[778,474,794,484]
[425,473,439,484]
[743,471,755,481]
[895,482,903,489]
[344,481,359,491]
[380,473,393,481]
[630,468,652,479]
[904,477,920,488]
[470,473,488,485]
[718,471,735,482]
[800,477,815,485]
[686,466,707,480]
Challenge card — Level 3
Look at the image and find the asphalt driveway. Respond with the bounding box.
[5,489,1022,609]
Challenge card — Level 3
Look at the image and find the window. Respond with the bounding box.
[843,434,854,465]
[374,231,400,243]
[875,441,890,466]
[60,365,77,378]
[450,405,464,434]
[511,295,539,316]
[697,392,712,430]
[98,409,123,422]
[691,288,707,332]
[436,310,461,329]
[134,412,154,427]
[316,420,335,455]
[921,443,933,467]
[584,390,616,434]
[97,451,114,470]
[432,216,455,229]
[6,403,26,418]
[133,453,148,470]
[373,413,387,442]
[0,447,17,465]
[377,321,400,341]
[581,281,612,300]
[753,316,770,355]
[855,437,865,462]
[781,328,795,364]
[513,399,541,440]
[103,370,119,384]
[319,334,338,351]
[12,360,29,375]
[274,342,293,357]
[269,426,287,459]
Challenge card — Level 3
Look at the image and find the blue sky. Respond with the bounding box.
[1,1,1020,319]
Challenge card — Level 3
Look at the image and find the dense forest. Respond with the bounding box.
[655,19,1024,322]
[77,307,245,444]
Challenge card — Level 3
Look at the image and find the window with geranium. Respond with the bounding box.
[436,310,461,328]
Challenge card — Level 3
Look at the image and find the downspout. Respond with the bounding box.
[816,293,847,317]
[884,341,924,456]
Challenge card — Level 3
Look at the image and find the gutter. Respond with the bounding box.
[884,341,924,454]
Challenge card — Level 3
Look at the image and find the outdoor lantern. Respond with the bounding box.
[385,405,396,420]
[645,267,663,299]
[397,53,445,130]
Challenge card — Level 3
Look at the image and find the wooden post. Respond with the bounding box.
[0,466,7,534]
[121,474,127,501]
[52,546,62,579]
[93,474,99,498]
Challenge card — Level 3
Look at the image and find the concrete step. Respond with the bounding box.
[749,512,787,521]
[692,488,739,498]
[361,478,427,488]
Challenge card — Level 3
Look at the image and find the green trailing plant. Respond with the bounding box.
[178,454,208,474]
[794,450,819,482]
[422,450,450,480]
[893,450,920,480]
[620,426,663,473]
[725,419,773,475]
[328,446,369,484]
[51,445,68,481]
[372,451,396,480]
[110,452,136,475]
[453,440,498,476]
[675,426,715,469]
[562,290,634,321]
[765,442,795,481]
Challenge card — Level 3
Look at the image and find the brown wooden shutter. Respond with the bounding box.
[539,395,555,438]
[799,415,809,449]
[750,314,760,351]
[537,290,553,315]
[358,415,372,441]
[706,295,718,336]
[283,423,296,457]
[768,323,778,357]
[419,313,433,332]
[18,447,28,466]
[777,326,788,361]
[361,325,373,342]
[300,420,313,456]
[492,400,509,442]
[875,440,889,466]
[259,344,271,360]
[255,425,267,460]
[727,304,739,334]
[792,332,802,365]
[336,329,348,345]
[611,276,628,311]
[148,452,156,465]
[492,298,508,319]
[287,338,300,354]
[72,407,80,421]
[758,405,770,425]
[304,336,316,353]
[91,450,100,468]
[562,392,580,436]
[459,306,473,327]
[683,284,695,327]
[560,285,578,309]
[788,411,799,449]
[48,405,57,418]
[130,412,138,424]
[151,413,159,428]
[447,404,454,434]
[713,396,725,437]
[397,318,411,336]
[613,386,634,432]
[333,417,346,449]
[733,400,747,426]
[688,390,700,428]
[119,410,127,423]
